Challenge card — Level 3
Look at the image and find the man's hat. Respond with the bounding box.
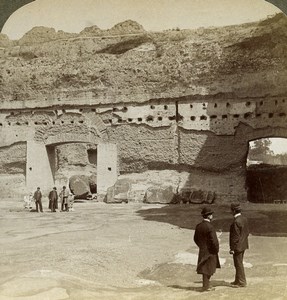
[201,207,213,217]
[231,202,241,211]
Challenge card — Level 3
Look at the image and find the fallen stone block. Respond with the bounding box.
[144,186,175,204]
[104,178,132,203]
[69,175,91,199]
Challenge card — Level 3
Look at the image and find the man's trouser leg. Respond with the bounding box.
[233,251,246,286]
[202,274,211,289]
[36,201,39,212]
[38,200,43,212]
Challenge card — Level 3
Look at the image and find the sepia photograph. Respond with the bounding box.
[0,0,287,299]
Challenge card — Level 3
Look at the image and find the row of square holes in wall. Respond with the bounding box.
[111,101,265,111]
[0,120,85,126]
[106,111,287,123]
[2,103,286,125]
[70,102,276,112]
[1,111,286,127]
[190,112,287,121]
[105,100,284,111]
[190,99,286,109]
[61,106,169,113]
[55,99,287,112]
[65,99,286,111]
[4,99,285,117]
[113,100,286,111]
[106,115,176,123]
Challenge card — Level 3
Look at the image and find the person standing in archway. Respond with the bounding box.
[194,207,220,292]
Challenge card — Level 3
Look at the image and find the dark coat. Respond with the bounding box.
[33,190,42,202]
[48,190,58,210]
[194,220,221,275]
[229,215,249,252]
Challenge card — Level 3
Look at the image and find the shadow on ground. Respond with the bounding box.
[169,280,231,292]
[136,203,287,237]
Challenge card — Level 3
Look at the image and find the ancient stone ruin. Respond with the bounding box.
[0,15,287,203]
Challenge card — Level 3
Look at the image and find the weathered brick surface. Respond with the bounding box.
[0,15,287,198]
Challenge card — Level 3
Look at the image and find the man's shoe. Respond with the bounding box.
[232,284,246,288]
[230,281,238,285]
[201,287,215,292]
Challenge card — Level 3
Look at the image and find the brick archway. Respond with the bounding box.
[246,136,287,203]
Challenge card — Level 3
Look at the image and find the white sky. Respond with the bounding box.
[266,138,287,154]
[2,0,281,39]
[250,138,287,154]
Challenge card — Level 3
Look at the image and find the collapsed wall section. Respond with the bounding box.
[0,142,26,197]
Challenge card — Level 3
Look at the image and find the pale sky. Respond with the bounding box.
[2,0,281,39]
[267,138,287,154]
[250,138,287,154]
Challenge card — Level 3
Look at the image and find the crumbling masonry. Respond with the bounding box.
[0,15,287,202]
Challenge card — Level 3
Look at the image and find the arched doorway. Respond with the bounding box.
[246,137,287,203]
[26,138,118,196]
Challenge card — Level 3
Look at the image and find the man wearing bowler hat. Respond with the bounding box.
[229,202,249,287]
[194,207,220,292]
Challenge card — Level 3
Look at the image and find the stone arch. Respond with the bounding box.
[244,126,287,203]
[34,121,103,146]
[246,127,287,145]
[44,132,99,146]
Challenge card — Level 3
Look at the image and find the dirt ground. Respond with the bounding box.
[0,199,287,300]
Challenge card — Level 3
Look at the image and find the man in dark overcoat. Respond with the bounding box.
[48,187,58,212]
[229,202,249,287]
[33,187,43,213]
[194,207,220,292]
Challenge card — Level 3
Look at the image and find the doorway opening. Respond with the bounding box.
[246,137,287,203]
[87,148,97,165]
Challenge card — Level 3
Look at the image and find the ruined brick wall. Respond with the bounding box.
[1,94,287,199]
[107,125,177,172]
[0,142,26,196]
[0,142,26,174]
[0,15,287,199]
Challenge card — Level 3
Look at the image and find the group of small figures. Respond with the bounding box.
[23,186,75,213]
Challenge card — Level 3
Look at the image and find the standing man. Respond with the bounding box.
[59,186,69,211]
[194,207,220,292]
[48,187,58,212]
[229,202,249,288]
[33,187,43,213]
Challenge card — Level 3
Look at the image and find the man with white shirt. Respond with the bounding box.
[229,202,249,288]
[59,186,69,211]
